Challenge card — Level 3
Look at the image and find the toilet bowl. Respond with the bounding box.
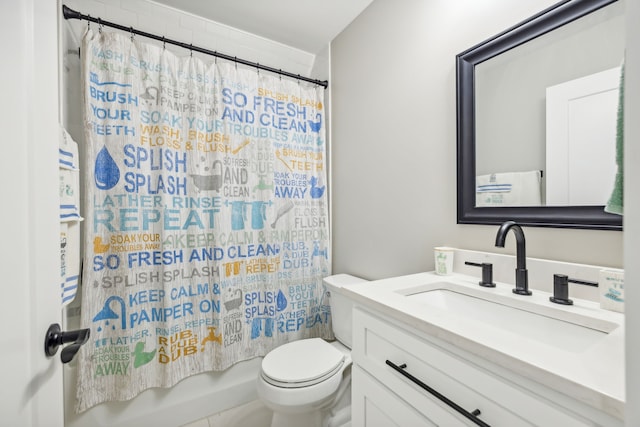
[256,274,367,427]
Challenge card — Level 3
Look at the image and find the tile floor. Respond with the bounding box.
[180,400,272,427]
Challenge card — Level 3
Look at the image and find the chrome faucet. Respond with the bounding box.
[495,221,531,295]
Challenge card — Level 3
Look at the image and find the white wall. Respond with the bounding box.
[58,1,327,426]
[330,0,623,282]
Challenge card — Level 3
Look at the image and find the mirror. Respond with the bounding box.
[457,0,623,230]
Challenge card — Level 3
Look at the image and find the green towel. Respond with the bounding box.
[605,63,624,215]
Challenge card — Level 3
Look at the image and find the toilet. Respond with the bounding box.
[256,274,367,427]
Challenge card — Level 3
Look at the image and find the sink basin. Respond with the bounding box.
[401,282,619,353]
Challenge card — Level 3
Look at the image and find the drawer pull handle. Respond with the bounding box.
[386,360,491,427]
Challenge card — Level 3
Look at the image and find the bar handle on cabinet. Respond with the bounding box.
[386,360,491,427]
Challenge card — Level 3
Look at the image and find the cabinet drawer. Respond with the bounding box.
[352,365,438,427]
[353,308,596,427]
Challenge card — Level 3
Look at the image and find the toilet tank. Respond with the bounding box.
[323,274,368,349]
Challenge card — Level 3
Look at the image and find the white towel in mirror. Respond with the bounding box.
[476,170,542,207]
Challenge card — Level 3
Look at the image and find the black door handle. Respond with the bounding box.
[44,323,90,363]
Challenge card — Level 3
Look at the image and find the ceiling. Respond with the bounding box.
[150,0,375,54]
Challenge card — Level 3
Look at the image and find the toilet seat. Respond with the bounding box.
[261,338,345,388]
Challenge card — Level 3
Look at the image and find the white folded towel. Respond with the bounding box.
[59,126,79,170]
[59,127,82,222]
[59,126,82,306]
[476,171,542,207]
[60,222,80,306]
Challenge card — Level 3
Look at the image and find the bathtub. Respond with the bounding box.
[64,356,261,427]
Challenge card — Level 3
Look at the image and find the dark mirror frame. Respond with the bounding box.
[456,0,622,230]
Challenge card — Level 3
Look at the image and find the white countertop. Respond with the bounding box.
[342,271,625,420]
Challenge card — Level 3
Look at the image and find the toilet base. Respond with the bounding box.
[265,380,351,427]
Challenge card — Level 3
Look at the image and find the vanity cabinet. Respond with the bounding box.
[351,307,620,427]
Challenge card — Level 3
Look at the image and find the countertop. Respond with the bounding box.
[342,271,625,420]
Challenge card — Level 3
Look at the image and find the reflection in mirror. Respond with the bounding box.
[457,0,623,229]
[475,1,624,207]
[545,66,621,206]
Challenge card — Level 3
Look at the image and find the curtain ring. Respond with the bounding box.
[279,69,282,81]
[97,18,103,33]
[130,27,134,42]
[256,63,260,75]
[162,36,166,50]
[190,43,193,57]
[234,57,237,70]
[214,51,217,64]
[87,15,90,30]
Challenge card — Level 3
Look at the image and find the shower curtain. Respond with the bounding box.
[77,29,330,412]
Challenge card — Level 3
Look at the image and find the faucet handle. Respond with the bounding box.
[550,274,572,305]
[465,262,496,287]
[549,274,598,305]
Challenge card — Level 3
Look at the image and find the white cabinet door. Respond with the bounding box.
[353,365,443,427]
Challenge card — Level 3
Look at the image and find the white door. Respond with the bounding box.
[546,67,621,206]
[1,1,65,425]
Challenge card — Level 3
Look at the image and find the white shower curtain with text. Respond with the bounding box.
[77,29,330,412]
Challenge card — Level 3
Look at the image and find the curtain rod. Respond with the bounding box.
[62,5,329,89]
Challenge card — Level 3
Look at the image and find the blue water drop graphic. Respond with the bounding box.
[276,290,287,312]
[94,146,120,190]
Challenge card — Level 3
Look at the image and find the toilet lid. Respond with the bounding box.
[262,338,345,387]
